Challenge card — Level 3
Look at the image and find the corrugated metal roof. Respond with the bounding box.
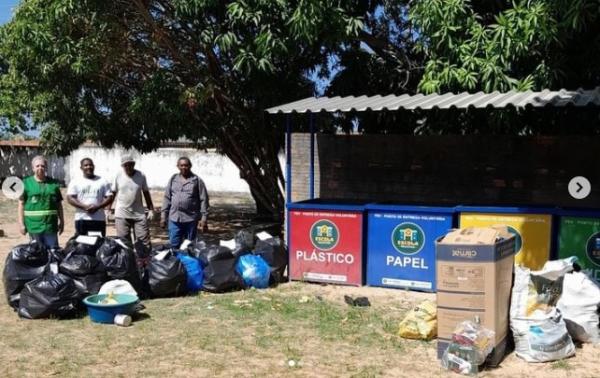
[0,140,40,147]
[266,88,600,113]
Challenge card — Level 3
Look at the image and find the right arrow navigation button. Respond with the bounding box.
[568,176,591,199]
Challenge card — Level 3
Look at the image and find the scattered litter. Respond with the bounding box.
[114,313,132,327]
[299,296,310,303]
[75,235,99,246]
[441,317,495,375]
[154,250,170,261]
[114,238,130,250]
[219,239,236,250]
[344,295,370,307]
[256,231,273,241]
[233,299,252,308]
[179,239,192,251]
[398,300,437,340]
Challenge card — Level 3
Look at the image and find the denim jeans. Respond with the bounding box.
[30,232,59,249]
[168,220,198,249]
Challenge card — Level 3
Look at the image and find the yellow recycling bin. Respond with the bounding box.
[457,206,553,270]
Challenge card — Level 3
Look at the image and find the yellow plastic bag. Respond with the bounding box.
[398,300,437,340]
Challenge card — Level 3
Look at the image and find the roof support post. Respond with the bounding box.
[309,112,315,199]
[285,114,292,204]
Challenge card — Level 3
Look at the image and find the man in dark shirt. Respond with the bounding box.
[160,157,209,248]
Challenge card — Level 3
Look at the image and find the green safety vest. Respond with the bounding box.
[22,176,62,234]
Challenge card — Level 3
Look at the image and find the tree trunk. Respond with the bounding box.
[219,131,285,222]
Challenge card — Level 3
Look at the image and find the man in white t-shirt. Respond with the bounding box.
[66,158,113,236]
[111,155,155,266]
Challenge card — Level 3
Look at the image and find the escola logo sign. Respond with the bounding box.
[310,220,340,251]
[586,232,600,267]
[391,222,425,255]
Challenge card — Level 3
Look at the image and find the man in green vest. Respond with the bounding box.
[18,155,64,248]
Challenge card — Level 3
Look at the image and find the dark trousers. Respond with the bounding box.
[75,220,107,237]
[115,217,151,258]
[168,220,198,249]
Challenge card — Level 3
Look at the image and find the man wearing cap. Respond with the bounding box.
[18,155,64,248]
[160,156,209,248]
[111,155,155,265]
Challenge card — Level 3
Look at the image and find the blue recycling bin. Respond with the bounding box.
[366,204,455,292]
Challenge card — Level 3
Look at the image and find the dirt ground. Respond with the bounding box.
[0,191,599,378]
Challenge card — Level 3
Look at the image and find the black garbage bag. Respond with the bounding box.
[187,239,208,260]
[202,246,244,293]
[148,251,187,297]
[48,247,65,264]
[3,242,48,310]
[152,243,176,253]
[232,229,257,256]
[96,238,141,291]
[18,269,81,319]
[252,237,288,284]
[63,236,104,256]
[59,254,108,297]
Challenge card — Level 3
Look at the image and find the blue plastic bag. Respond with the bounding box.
[176,253,203,293]
[236,254,270,289]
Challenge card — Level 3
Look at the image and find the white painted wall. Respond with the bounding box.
[67,146,252,192]
[2,144,286,194]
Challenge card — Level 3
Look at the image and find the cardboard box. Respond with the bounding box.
[459,211,552,270]
[435,227,515,366]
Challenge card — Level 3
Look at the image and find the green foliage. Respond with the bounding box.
[0,0,366,218]
[410,0,600,93]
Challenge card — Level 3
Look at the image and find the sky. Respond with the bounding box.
[0,0,18,25]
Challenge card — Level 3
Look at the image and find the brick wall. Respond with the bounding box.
[290,133,600,209]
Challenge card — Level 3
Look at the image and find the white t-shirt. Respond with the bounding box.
[112,170,149,220]
[67,176,112,221]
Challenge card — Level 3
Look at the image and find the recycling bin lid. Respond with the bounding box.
[555,208,600,217]
[287,198,367,211]
[455,205,556,214]
[365,202,456,214]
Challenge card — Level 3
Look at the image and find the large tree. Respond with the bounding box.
[406,0,600,136]
[410,0,600,93]
[314,1,425,134]
[0,0,378,220]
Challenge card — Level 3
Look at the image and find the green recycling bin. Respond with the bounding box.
[557,209,600,284]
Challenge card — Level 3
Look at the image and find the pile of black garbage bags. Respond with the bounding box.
[149,229,288,296]
[2,229,288,320]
